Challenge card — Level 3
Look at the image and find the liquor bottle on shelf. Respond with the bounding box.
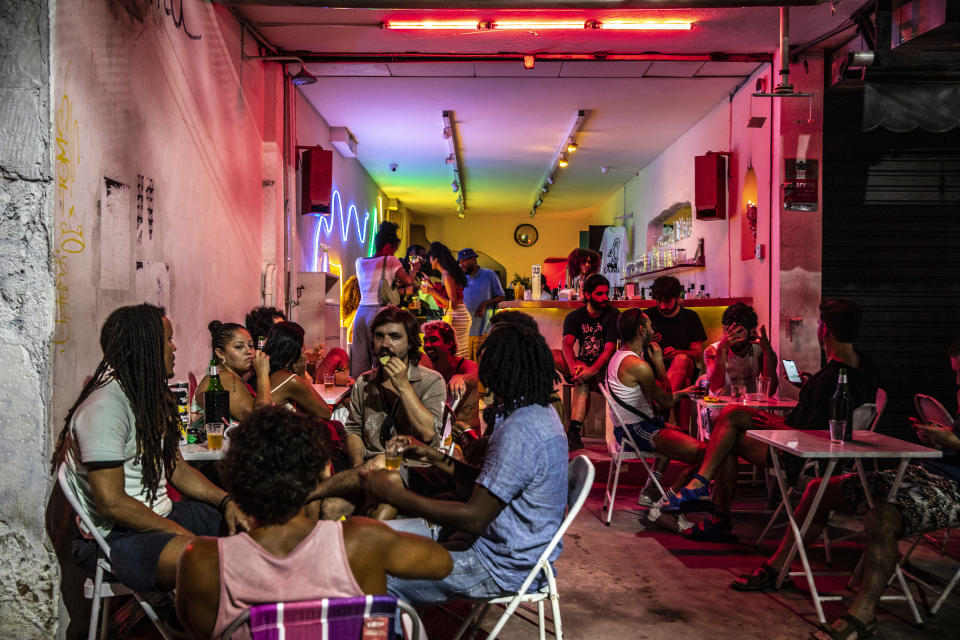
[203,358,230,429]
[697,285,706,298]
[830,368,854,441]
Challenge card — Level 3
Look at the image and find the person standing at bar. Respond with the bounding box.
[645,275,706,432]
[554,274,619,450]
[351,222,419,377]
[458,248,505,361]
[565,248,600,299]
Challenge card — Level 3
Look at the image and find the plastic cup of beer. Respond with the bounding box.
[205,422,224,450]
[323,373,335,389]
[756,376,771,400]
[829,419,847,444]
[384,442,403,471]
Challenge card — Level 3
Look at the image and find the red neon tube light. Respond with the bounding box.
[382,19,693,31]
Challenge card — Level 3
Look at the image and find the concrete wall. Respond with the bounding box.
[50,1,281,422]
[0,0,57,635]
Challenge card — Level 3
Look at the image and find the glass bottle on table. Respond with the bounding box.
[203,358,230,431]
[829,368,854,442]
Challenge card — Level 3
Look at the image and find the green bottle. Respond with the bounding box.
[204,359,230,427]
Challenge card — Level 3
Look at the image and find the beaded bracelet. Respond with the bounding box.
[217,494,234,513]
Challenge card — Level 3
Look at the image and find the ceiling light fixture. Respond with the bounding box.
[382,19,693,31]
[529,109,587,218]
[240,52,317,86]
[442,110,466,217]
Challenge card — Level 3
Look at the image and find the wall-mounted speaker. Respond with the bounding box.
[301,148,333,215]
[695,153,728,220]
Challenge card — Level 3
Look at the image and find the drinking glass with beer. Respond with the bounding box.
[205,422,224,451]
[384,441,403,471]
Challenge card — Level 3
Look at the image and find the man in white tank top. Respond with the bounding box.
[609,309,740,541]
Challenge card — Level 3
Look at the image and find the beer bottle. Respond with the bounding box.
[204,358,231,428]
[257,335,266,350]
[830,368,854,441]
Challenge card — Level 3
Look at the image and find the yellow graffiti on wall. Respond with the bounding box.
[53,62,82,353]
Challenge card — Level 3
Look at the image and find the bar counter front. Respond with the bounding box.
[497,298,752,350]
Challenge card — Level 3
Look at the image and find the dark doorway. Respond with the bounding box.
[821,89,960,439]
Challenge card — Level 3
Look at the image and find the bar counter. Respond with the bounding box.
[497,298,751,350]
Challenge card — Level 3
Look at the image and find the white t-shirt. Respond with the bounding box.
[704,340,764,394]
[599,226,628,288]
[64,378,173,537]
[355,255,402,306]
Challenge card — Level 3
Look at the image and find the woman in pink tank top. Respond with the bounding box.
[175,407,452,639]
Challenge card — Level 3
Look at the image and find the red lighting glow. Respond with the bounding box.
[382,19,693,31]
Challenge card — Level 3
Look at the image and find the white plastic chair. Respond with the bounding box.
[451,455,595,640]
[598,383,668,526]
[57,465,180,640]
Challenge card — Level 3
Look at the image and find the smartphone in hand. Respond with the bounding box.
[782,359,802,384]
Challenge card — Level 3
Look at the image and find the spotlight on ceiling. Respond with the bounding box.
[291,64,317,86]
[541,184,550,193]
[442,127,453,140]
[535,197,543,207]
[451,180,459,193]
[523,55,535,70]
[558,156,569,168]
[566,142,578,153]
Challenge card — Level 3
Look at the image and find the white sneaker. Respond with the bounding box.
[653,511,694,532]
[637,480,663,507]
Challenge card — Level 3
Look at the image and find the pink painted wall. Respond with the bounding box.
[52,1,283,427]
[293,91,386,285]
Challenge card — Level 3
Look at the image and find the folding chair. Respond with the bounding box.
[597,383,667,526]
[221,594,424,639]
[57,465,180,640]
[452,455,595,640]
[915,393,954,428]
[440,392,463,456]
[899,533,960,616]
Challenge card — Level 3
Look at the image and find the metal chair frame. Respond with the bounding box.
[451,455,595,640]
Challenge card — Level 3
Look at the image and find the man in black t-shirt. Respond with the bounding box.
[553,274,619,450]
[663,299,880,539]
[645,276,707,432]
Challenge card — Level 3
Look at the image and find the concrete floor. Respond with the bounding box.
[123,437,960,639]
[420,438,960,640]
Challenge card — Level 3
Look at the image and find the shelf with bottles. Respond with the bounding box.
[623,255,705,281]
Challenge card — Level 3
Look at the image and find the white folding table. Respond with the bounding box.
[746,429,941,624]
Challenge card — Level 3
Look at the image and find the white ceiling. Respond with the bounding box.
[229,3,858,218]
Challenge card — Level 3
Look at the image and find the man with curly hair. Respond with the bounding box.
[704,302,778,397]
[362,313,568,604]
[176,407,452,639]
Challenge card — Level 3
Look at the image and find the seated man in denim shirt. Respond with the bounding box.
[361,314,568,602]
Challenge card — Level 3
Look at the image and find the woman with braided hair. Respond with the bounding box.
[53,304,251,593]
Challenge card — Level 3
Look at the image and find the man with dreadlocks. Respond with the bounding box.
[53,304,251,593]
[360,312,568,604]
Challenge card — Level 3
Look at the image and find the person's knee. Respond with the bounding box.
[670,354,695,374]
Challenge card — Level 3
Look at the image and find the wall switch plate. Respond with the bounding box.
[755,244,765,260]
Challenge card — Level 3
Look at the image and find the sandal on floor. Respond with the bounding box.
[730,561,794,592]
[661,473,715,513]
[809,613,877,640]
[682,515,738,543]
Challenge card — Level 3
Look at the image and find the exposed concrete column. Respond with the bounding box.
[0,0,58,637]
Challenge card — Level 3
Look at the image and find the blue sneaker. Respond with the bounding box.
[661,474,715,513]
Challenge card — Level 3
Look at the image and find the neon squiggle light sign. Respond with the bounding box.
[312,189,375,271]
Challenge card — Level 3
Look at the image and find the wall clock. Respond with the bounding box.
[514,224,538,247]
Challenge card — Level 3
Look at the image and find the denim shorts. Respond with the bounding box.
[72,499,221,592]
[614,418,663,453]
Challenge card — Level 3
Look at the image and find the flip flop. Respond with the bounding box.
[682,515,738,543]
[809,613,877,640]
[730,561,794,592]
